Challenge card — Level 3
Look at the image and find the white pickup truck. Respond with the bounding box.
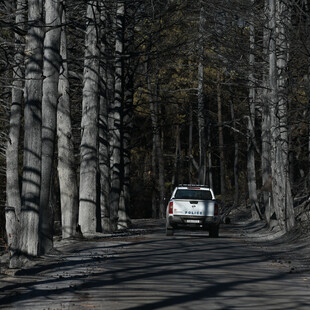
[166,185,220,237]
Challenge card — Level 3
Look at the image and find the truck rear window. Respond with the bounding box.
[174,189,213,200]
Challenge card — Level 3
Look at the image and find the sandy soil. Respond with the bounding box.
[239,220,310,274]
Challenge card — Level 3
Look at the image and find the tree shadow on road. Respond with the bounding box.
[0,221,309,309]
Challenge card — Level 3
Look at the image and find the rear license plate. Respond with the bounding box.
[186,219,200,223]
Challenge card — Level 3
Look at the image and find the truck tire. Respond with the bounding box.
[209,225,219,238]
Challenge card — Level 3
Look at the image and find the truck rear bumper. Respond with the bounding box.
[167,215,220,229]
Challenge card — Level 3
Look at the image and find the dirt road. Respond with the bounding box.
[0,220,309,309]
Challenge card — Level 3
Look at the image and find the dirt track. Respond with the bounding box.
[0,219,309,309]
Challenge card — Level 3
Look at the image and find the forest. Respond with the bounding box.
[1,0,310,268]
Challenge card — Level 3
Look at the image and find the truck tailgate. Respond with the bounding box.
[172,199,215,217]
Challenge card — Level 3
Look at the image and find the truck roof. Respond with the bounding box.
[177,184,212,190]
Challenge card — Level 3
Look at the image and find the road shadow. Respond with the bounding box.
[0,220,309,309]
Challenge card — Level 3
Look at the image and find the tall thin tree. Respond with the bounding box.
[79,1,100,234]
[269,0,294,232]
[109,0,124,231]
[198,2,206,185]
[247,1,259,220]
[19,0,44,262]
[6,0,25,268]
[57,1,79,239]
[40,0,62,254]
[217,71,225,195]
[98,1,111,232]
[261,0,272,224]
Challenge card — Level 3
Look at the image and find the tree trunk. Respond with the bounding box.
[57,1,78,239]
[19,0,44,262]
[118,102,131,228]
[99,88,111,232]
[229,93,239,206]
[247,116,260,220]
[275,0,294,231]
[40,0,62,254]
[269,0,294,232]
[172,123,181,189]
[262,0,272,224]
[148,62,158,218]
[217,71,225,194]
[118,1,134,228]
[99,0,117,232]
[6,0,25,268]
[158,127,165,218]
[154,62,165,218]
[248,3,259,220]
[148,57,165,218]
[79,1,100,234]
[207,125,213,189]
[99,58,111,232]
[198,2,206,185]
[98,1,111,232]
[110,1,124,231]
[188,102,193,184]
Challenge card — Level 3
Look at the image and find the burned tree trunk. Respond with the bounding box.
[19,0,44,263]
[57,1,78,239]
[40,0,62,254]
[79,1,100,233]
[6,0,25,268]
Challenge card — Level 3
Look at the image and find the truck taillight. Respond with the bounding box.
[214,203,219,216]
[168,201,173,214]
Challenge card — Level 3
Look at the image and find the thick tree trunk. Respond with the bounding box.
[261,97,272,223]
[275,0,294,231]
[79,1,100,234]
[99,93,111,232]
[304,0,310,191]
[109,1,124,231]
[118,1,134,228]
[99,0,117,232]
[57,2,78,239]
[98,1,111,232]
[40,0,62,254]
[99,66,111,232]
[262,0,272,224]
[6,0,25,268]
[269,0,294,232]
[19,0,44,262]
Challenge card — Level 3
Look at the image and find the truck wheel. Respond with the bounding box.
[209,225,219,238]
[166,228,174,236]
